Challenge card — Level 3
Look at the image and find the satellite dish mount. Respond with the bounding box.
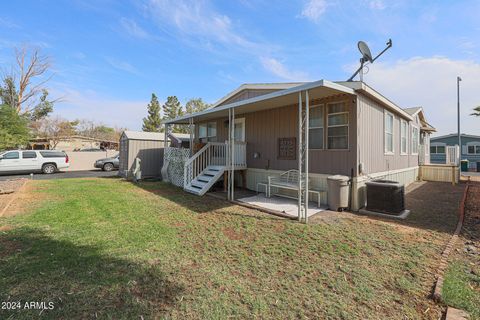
[347,39,392,81]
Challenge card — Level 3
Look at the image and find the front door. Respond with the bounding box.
[234,118,245,142]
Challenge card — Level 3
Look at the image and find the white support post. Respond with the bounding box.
[189,117,194,156]
[298,92,303,222]
[164,123,168,148]
[230,108,235,201]
[304,90,309,223]
[227,109,231,201]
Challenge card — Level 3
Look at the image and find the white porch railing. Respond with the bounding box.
[446,145,460,166]
[183,141,246,189]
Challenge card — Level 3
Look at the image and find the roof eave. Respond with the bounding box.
[164,80,355,125]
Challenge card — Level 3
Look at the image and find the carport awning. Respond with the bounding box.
[164,80,355,125]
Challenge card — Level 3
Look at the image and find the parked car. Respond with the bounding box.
[75,148,103,152]
[0,150,69,174]
[94,154,119,171]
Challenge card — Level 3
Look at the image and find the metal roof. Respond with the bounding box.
[164,80,355,124]
[403,107,422,116]
[431,133,480,140]
[212,82,306,108]
[122,131,165,141]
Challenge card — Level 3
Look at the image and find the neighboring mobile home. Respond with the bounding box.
[430,133,480,171]
[162,80,435,212]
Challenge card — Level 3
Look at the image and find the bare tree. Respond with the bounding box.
[15,47,52,113]
[0,46,54,116]
[32,117,77,149]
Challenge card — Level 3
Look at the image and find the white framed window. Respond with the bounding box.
[467,143,480,154]
[400,119,407,155]
[384,111,394,154]
[411,126,419,154]
[430,145,446,154]
[327,102,348,150]
[198,121,217,142]
[309,104,324,149]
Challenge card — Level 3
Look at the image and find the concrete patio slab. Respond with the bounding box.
[237,194,327,218]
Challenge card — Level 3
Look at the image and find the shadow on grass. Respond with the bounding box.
[0,227,182,319]
[130,180,284,223]
[132,180,235,215]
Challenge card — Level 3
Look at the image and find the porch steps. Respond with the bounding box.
[184,165,225,196]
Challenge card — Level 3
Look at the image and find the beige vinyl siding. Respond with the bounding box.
[119,134,165,178]
[195,95,357,176]
[217,89,283,107]
[357,93,419,174]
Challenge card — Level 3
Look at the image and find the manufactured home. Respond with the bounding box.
[162,80,435,213]
[430,133,480,171]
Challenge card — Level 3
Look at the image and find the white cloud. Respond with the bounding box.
[301,0,328,22]
[362,57,480,136]
[260,57,309,81]
[119,17,150,39]
[0,17,19,29]
[368,0,385,10]
[146,0,257,50]
[104,57,139,74]
[145,0,308,80]
[52,87,147,130]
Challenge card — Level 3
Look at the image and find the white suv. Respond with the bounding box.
[0,150,70,174]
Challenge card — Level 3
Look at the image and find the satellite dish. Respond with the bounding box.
[358,41,373,63]
[347,39,393,81]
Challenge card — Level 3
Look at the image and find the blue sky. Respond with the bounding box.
[1,0,479,135]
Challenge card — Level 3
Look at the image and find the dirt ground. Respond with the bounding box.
[0,179,27,216]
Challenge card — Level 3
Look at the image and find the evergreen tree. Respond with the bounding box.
[471,106,480,117]
[185,98,210,114]
[162,96,187,133]
[0,104,30,149]
[142,93,163,132]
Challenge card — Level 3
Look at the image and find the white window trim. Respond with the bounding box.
[309,104,324,150]
[384,110,394,155]
[466,142,480,154]
[198,121,217,141]
[430,142,446,154]
[400,119,408,155]
[234,118,245,142]
[411,126,419,155]
[326,102,349,150]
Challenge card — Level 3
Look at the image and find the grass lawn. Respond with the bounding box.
[0,178,459,319]
[442,183,480,319]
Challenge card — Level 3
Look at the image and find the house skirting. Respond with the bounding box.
[243,166,420,212]
[351,166,419,211]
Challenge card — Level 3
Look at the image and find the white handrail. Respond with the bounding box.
[183,141,247,189]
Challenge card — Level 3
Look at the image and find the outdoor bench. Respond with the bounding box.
[267,169,326,207]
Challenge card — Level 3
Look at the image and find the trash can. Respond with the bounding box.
[327,175,350,211]
[461,160,469,172]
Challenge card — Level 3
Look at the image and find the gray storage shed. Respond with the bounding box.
[119,131,166,179]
